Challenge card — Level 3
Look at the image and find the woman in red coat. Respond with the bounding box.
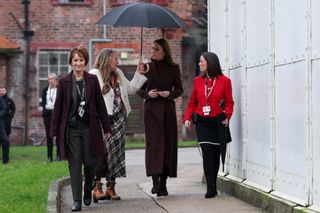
[184,52,234,198]
[50,47,111,211]
[137,39,183,197]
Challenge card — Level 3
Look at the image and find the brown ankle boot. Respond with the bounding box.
[105,181,121,200]
[92,181,107,203]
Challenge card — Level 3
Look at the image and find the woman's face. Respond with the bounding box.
[71,53,86,73]
[109,52,119,71]
[152,43,165,61]
[198,55,208,73]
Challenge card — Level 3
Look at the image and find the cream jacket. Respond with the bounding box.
[89,68,147,116]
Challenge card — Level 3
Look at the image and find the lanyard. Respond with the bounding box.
[205,77,215,104]
[76,80,85,101]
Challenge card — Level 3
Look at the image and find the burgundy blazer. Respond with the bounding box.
[50,71,111,160]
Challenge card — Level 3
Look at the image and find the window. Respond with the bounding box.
[52,0,92,5]
[38,50,70,102]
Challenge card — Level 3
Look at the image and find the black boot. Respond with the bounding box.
[71,200,82,211]
[205,182,217,198]
[151,175,160,194]
[157,176,168,197]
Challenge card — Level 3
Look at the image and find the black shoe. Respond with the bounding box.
[205,191,217,198]
[56,156,60,161]
[71,200,81,211]
[47,157,53,163]
[83,187,92,206]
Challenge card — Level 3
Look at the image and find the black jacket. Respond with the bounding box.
[1,95,15,135]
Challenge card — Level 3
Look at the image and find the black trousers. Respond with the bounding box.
[43,110,60,159]
[67,121,96,201]
[200,143,220,194]
[0,127,9,164]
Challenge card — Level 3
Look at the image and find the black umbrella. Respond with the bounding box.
[96,2,187,56]
[217,100,232,172]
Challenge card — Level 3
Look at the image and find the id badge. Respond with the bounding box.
[78,106,85,118]
[202,105,211,116]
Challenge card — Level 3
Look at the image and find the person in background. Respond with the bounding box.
[137,38,183,197]
[50,46,111,211]
[183,52,234,198]
[41,73,60,162]
[0,87,15,165]
[0,95,9,164]
[0,87,15,138]
[89,48,147,202]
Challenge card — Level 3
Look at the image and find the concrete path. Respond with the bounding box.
[60,147,264,212]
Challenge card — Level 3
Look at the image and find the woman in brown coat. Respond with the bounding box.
[51,46,111,211]
[137,39,183,197]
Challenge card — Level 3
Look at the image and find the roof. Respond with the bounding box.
[0,36,21,56]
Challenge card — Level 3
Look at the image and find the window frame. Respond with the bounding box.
[51,0,93,6]
[37,49,71,105]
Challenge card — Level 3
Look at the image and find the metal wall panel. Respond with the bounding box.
[228,0,242,69]
[274,62,308,204]
[312,59,320,209]
[227,68,244,178]
[245,64,272,190]
[246,0,270,66]
[312,0,320,58]
[275,0,307,64]
[208,0,227,69]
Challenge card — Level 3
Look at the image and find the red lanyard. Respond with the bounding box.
[205,77,215,104]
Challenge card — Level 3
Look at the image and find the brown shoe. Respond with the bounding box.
[92,181,107,203]
[105,181,121,200]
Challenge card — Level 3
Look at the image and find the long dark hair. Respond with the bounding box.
[154,38,176,66]
[201,52,222,78]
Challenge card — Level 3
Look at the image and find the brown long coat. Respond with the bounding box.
[137,60,183,177]
[50,71,111,160]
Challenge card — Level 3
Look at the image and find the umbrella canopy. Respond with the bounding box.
[97,2,186,28]
[97,2,187,56]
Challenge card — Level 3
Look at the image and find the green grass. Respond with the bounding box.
[0,146,68,213]
[0,139,197,213]
[125,138,198,149]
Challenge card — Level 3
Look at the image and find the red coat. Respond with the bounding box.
[184,74,234,121]
[50,71,111,160]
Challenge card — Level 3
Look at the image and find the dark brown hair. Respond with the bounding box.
[68,46,89,66]
[201,52,222,78]
[154,38,175,66]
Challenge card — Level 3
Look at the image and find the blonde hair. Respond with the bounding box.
[93,48,118,94]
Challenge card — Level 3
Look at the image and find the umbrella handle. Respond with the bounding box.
[140,27,143,58]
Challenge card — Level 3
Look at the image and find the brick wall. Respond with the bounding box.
[0,0,199,144]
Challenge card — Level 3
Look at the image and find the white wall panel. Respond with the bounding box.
[312,0,320,58]
[246,0,270,66]
[228,0,242,69]
[246,65,272,190]
[275,0,306,64]
[274,62,308,204]
[227,68,244,178]
[208,0,227,69]
[312,59,320,208]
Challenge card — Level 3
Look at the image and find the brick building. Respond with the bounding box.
[0,0,207,145]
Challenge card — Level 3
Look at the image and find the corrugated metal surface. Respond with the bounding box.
[208,0,319,209]
[274,61,308,204]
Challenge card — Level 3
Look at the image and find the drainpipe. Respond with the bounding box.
[22,0,34,145]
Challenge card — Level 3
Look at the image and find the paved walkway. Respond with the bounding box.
[60,147,263,212]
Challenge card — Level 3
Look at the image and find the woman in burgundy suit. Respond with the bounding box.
[51,46,111,211]
[183,52,234,198]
